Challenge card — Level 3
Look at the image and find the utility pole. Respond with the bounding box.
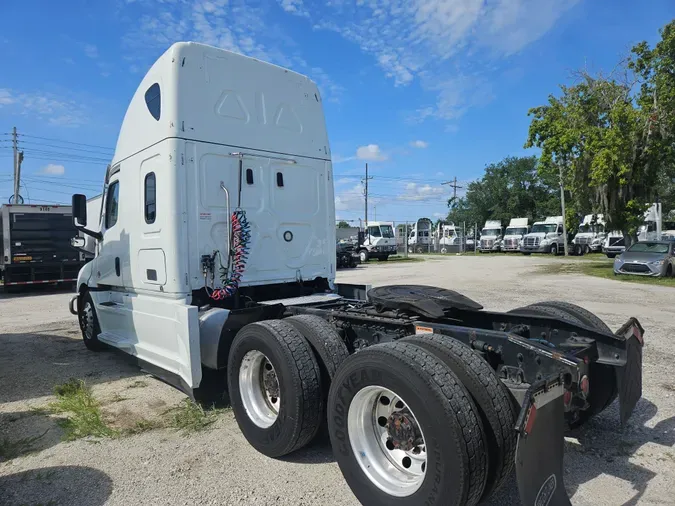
[442,177,463,204]
[559,164,569,256]
[11,127,24,204]
[362,163,373,231]
[12,127,19,202]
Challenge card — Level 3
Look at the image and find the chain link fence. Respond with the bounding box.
[393,222,478,256]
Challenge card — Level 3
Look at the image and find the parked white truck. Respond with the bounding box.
[358,221,397,262]
[478,220,503,252]
[603,203,664,258]
[68,42,645,506]
[436,221,460,253]
[572,214,606,255]
[501,218,529,252]
[407,217,433,253]
[521,216,565,255]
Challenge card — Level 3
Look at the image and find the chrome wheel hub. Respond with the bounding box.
[348,386,426,497]
[239,350,280,428]
[81,301,94,339]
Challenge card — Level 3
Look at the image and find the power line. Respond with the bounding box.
[18,134,115,152]
[16,141,113,156]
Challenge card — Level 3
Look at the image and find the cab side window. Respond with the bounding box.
[105,181,120,229]
[144,173,156,224]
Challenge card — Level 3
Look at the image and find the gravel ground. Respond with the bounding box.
[1,255,674,506]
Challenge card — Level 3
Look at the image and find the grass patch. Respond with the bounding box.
[166,399,225,434]
[0,432,48,462]
[123,418,164,435]
[536,260,675,287]
[47,379,118,441]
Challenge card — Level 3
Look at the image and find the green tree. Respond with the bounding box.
[447,156,559,228]
[337,220,351,228]
[526,20,675,243]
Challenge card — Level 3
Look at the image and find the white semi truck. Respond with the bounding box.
[572,214,606,255]
[358,221,397,262]
[520,216,565,255]
[603,203,664,258]
[478,220,503,252]
[68,42,645,506]
[436,221,460,253]
[407,218,433,253]
[501,218,529,252]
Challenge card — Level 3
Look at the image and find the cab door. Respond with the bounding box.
[95,174,126,288]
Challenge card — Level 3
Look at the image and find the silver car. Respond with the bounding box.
[613,241,675,277]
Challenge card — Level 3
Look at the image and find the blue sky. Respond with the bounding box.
[0,0,672,225]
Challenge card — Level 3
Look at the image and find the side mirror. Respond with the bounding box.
[72,194,87,227]
[70,236,86,250]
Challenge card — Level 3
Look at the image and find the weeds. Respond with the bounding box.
[536,260,675,286]
[47,379,118,441]
[166,399,224,434]
[123,418,163,435]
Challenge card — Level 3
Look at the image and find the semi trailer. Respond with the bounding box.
[1,203,83,288]
[69,42,644,506]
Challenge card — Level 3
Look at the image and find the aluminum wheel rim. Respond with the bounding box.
[82,301,95,339]
[239,350,280,429]
[348,386,426,497]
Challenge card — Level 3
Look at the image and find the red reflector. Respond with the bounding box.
[563,390,572,406]
[580,375,590,396]
[632,325,644,345]
[524,405,537,435]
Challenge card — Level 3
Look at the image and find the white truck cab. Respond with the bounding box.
[521,216,565,255]
[572,214,606,255]
[408,218,433,253]
[436,222,460,253]
[479,220,503,252]
[359,221,397,262]
[70,42,335,391]
[638,203,662,241]
[502,218,529,252]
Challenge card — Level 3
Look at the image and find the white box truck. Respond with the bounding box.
[501,218,529,252]
[68,41,644,506]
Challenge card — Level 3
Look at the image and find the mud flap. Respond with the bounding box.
[515,379,571,506]
[615,318,644,426]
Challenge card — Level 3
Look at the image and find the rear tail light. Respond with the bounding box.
[563,390,572,407]
[580,375,590,397]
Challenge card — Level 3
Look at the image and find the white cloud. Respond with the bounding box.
[0,89,15,105]
[279,0,309,17]
[281,0,579,122]
[40,164,66,176]
[123,0,343,103]
[398,182,445,202]
[84,44,99,59]
[356,144,387,162]
[335,183,365,212]
[410,140,429,149]
[0,88,88,127]
[433,212,445,218]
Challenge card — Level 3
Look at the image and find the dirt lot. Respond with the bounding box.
[1,255,674,506]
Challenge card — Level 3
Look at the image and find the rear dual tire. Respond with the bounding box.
[227,320,323,457]
[328,341,489,506]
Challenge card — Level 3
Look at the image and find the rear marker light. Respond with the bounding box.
[563,390,572,406]
[580,375,590,396]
